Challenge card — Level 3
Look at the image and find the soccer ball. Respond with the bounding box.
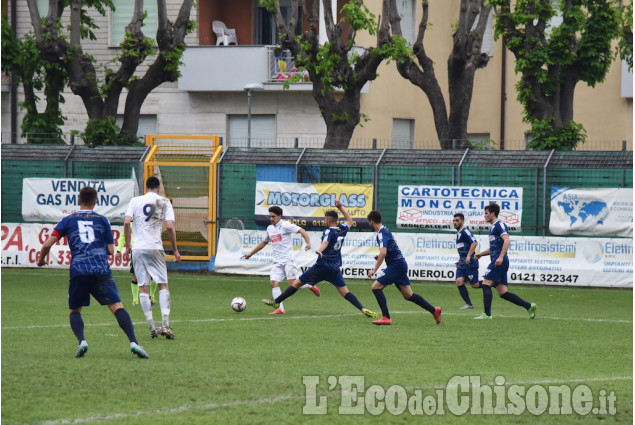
[231,297,246,312]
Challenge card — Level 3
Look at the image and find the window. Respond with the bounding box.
[255,1,302,45]
[228,115,276,147]
[392,119,414,149]
[110,0,157,47]
[396,0,416,46]
[115,115,157,143]
[467,133,493,149]
[472,9,494,56]
[35,0,47,17]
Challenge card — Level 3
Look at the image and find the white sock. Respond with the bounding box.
[272,287,284,312]
[159,289,171,328]
[139,293,155,329]
[300,284,311,289]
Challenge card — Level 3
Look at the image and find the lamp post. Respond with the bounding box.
[243,83,264,147]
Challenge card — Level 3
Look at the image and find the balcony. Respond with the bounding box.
[179,45,368,93]
[178,45,313,92]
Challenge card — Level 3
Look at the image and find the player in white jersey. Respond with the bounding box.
[124,176,182,338]
[241,206,319,314]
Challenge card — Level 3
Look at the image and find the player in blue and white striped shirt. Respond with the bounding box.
[37,186,148,359]
[474,203,536,320]
[262,200,378,318]
[453,213,481,309]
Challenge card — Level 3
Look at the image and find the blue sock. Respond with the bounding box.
[69,312,85,343]
[276,285,297,303]
[482,285,493,316]
[344,292,364,310]
[457,284,472,305]
[114,308,137,344]
[501,292,531,310]
[372,289,390,318]
[408,293,435,314]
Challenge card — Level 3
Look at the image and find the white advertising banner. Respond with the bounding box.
[216,229,632,288]
[255,181,373,229]
[549,187,633,237]
[22,178,137,223]
[1,223,129,271]
[397,185,523,232]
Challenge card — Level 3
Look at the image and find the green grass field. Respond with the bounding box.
[2,268,632,425]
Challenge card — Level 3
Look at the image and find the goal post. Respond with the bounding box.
[143,135,223,261]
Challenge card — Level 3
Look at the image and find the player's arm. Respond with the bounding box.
[37,233,60,267]
[123,215,132,260]
[495,234,510,267]
[298,228,312,251]
[107,243,115,256]
[115,228,126,260]
[368,247,387,278]
[315,239,329,257]
[466,241,478,265]
[166,220,181,263]
[335,199,353,228]
[242,241,268,259]
[475,248,490,259]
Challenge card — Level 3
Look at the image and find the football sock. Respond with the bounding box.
[139,293,155,329]
[300,284,312,289]
[501,292,531,310]
[114,308,138,344]
[69,312,85,343]
[344,292,364,310]
[159,289,171,328]
[131,281,139,303]
[474,281,482,288]
[272,287,285,312]
[408,293,435,314]
[275,285,298,303]
[150,280,158,299]
[482,285,493,316]
[372,289,390,318]
[457,284,472,305]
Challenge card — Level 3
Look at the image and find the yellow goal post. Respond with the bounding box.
[143,135,223,260]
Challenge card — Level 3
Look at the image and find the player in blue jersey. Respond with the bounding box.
[366,210,441,325]
[37,186,148,359]
[474,203,536,319]
[262,200,378,318]
[453,213,481,309]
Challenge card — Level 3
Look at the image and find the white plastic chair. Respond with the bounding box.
[212,20,238,46]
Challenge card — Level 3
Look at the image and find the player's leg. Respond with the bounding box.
[398,282,441,324]
[69,307,89,357]
[107,301,148,358]
[475,279,494,319]
[332,280,377,317]
[68,275,91,357]
[132,251,159,336]
[495,283,536,318]
[263,273,305,308]
[371,281,391,324]
[144,250,173,338]
[455,272,473,309]
[129,254,139,306]
[150,280,158,306]
[270,264,286,314]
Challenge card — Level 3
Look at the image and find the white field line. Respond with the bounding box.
[2,310,631,331]
[33,376,633,425]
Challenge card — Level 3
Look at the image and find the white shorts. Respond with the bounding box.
[132,249,168,286]
[270,262,298,283]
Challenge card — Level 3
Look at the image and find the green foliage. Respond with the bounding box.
[469,137,496,150]
[81,117,139,146]
[259,0,279,14]
[341,0,377,35]
[526,119,586,151]
[163,44,186,73]
[490,0,620,149]
[373,35,413,65]
[618,2,633,70]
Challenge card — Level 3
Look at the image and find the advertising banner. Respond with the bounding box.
[396,185,523,232]
[22,178,137,223]
[1,223,130,271]
[216,228,632,288]
[549,187,633,237]
[255,182,373,228]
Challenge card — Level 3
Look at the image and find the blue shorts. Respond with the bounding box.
[68,272,121,309]
[377,261,410,287]
[456,265,480,284]
[483,257,509,287]
[299,264,346,287]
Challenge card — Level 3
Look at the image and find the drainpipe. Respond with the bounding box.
[499,36,507,150]
[10,0,17,143]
